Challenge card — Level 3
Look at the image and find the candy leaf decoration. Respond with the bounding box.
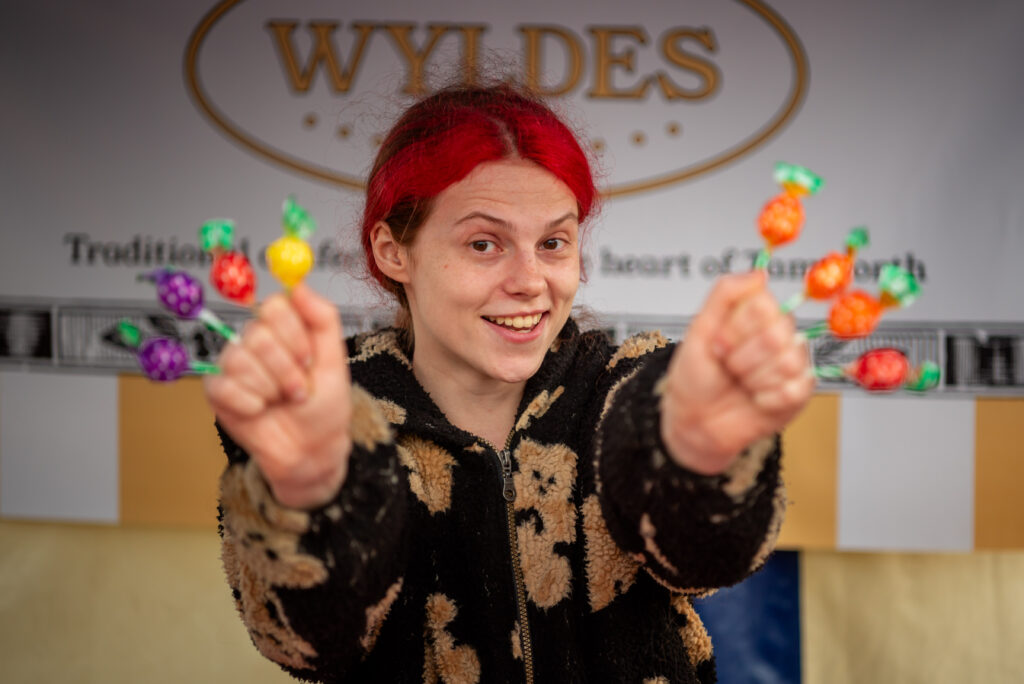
[755,162,823,269]
[268,196,317,289]
[281,195,317,241]
[878,264,920,308]
[905,361,941,392]
[773,162,824,196]
[845,226,869,251]
[828,290,883,339]
[118,319,141,348]
[849,347,909,391]
[199,219,235,252]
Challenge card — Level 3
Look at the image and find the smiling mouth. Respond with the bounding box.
[483,313,544,331]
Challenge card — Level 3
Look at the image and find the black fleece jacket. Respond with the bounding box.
[216,319,784,683]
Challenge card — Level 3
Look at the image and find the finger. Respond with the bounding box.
[723,313,799,380]
[739,336,810,392]
[242,320,309,401]
[203,374,266,417]
[687,271,767,355]
[752,373,816,413]
[290,283,346,370]
[716,288,784,357]
[258,293,313,369]
[219,341,282,403]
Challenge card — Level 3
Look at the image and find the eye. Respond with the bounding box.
[541,238,566,251]
[470,240,496,253]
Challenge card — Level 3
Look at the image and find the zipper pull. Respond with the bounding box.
[498,449,516,502]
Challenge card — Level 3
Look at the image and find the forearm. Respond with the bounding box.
[217,385,409,679]
[596,350,785,592]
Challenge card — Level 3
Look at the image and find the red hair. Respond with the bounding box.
[361,83,598,307]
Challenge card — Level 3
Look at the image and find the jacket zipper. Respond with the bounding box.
[495,442,535,684]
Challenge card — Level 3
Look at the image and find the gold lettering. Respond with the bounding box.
[383,23,451,95]
[519,25,584,97]
[453,25,488,86]
[266,21,374,93]
[657,28,719,100]
[587,27,652,100]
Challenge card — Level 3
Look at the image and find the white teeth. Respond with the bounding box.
[486,313,542,330]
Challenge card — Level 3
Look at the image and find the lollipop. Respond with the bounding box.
[754,162,823,269]
[200,219,256,306]
[267,196,316,290]
[804,264,920,340]
[114,320,219,382]
[138,269,239,342]
[814,347,940,393]
[780,227,868,313]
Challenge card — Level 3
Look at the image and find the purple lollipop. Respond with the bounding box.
[153,270,203,319]
[138,337,190,382]
[139,269,238,342]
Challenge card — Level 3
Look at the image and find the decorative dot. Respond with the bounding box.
[666,122,681,136]
[337,125,351,139]
[303,113,318,128]
[631,132,646,146]
[592,138,606,154]
[371,134,383,148]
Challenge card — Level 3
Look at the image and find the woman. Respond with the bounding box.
[205,83,813,683]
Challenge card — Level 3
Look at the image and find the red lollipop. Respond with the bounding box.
[200,219,256,305]
[849,348,909,391]
[210,251,255,305]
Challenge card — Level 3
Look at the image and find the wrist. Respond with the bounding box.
[659,391,739,476]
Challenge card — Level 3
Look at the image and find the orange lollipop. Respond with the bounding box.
[804,264,921,340]
[780,227,868,313]
[754,162,823,269]
[828,290,882,339]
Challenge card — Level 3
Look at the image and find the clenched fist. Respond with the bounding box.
[660,271,814,475]
[203,283,353,509]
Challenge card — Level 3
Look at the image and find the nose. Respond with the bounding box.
[505,249,545,298]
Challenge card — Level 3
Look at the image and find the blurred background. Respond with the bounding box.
[2,1,1022,681]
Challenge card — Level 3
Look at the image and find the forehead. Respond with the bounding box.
[431,159,578,221]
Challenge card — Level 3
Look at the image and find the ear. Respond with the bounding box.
[370,221,412,284]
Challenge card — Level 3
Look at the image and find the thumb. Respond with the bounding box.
[290,283,346,368]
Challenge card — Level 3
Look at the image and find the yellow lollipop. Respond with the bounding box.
[267,196,316,290]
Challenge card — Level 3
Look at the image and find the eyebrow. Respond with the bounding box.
[454,211,579,230]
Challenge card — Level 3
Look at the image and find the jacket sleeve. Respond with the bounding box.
[593,339,785,594]
[216,384,409,681]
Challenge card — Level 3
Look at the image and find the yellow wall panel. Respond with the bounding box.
[802,550,1024,684]
[974,398,1024,549]
[777,394,839,549]
[119,376,224,527]
[0,520,291,683]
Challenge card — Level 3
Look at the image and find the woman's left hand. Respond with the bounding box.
[660,270,815,475]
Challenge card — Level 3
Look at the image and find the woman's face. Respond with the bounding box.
[401,158,581,388]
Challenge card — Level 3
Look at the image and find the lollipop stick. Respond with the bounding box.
[813,365,846,379]
[802,321,829,339]
[197,309,240,343]
[780,292,805,314]
[189,360,221,375]
[754,248,771,270]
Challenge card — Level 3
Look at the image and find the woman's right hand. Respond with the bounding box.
[203,283,352,510]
